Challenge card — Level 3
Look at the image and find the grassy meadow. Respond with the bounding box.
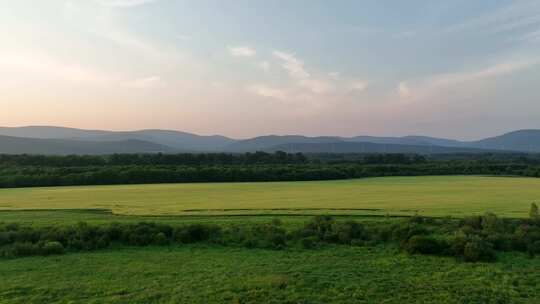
[1,245,539,304]
[2,175,540,303]
[1,176,539,217]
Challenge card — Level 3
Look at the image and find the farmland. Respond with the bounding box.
[1,176,539,217]
[1,175,540,303]
[1,245,539,304]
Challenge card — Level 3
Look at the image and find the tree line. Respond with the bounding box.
[0,152,539,188]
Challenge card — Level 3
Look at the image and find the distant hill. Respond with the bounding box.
[0,135,171,155]
[264,142,500,154]
[348,135,465,147]
[0,126,108,139]
[78,130,235,152]
[224,135,343,152]
[0,126,235,152]
[0,126,539,154]
[468,130,540,152]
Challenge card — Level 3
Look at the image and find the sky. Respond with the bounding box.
[1,0,540,140]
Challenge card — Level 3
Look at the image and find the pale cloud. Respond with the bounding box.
[247,84,289,100]
[398,82,411,98]
[399,58,540,101]
[95,0,159,7]
[0,52,118,86]
[328,72,340,80]
[175,34,192,41]
[228,46,256,57]
[428,60,539,88]
[124,76,163,89]
[299,78,333,94]
[445,0,540,35]
[273,51,310,79]
[101,31,166,60]
[520,29,540,43]
[258,61,270,72]
[272,50,334,94]
[349,81,368,92]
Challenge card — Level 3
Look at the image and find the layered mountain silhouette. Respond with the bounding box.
[0,135,170,155]
[0,126,539,155]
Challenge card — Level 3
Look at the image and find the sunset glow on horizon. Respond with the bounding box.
[1,0,540,140]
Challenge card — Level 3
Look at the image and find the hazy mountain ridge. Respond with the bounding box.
[224,135,344,152]
[264,142,501,154]
[0,126,235,152]
[0,135,171,155]
[468,130,540,152]
[0,126,539,154]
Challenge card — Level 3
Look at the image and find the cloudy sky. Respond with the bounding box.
[1,0,540,139]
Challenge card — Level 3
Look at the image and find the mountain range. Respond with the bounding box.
[0,126,539,155]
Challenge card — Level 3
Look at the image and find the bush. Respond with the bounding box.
[300,236,318,249]
[461,216,483,230]
[462,237,496,262]
[405,235,447,255]
[173,224,220,244]
[10,242,41,257]
[154,232,169,246]
[481,213,503,233]
[485,233,512,251]
[333,221,365,244]
[527,241,540,257]
[530,203,539,220]
[301,215,335,240]
[41,241,65,256]
[390,223,429,244]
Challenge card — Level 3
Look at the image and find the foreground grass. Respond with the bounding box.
[1,176,540,217]
[1,245,538,304]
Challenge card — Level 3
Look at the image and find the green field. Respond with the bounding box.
[1,245,538,304]
[2,176,540,303]
[1,176,539,217]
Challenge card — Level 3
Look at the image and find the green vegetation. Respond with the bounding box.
[0,246,538,304]
[1,213,540,303]
[2,213,540,260]
[1,176,540,217]
[1,172,539,303]
[2,152,540,188]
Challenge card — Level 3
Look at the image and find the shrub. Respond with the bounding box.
[10,242,41,257]
[531,203,539,220]
[154,232,169,246]
[0,231,15,246]
[173,224,220,244]
[390,223,429,244]
[302,215,335,240]
[485,233,512,251]
[41,241,65,256]
[527,241,540,257]
[405,235,447,255]
[333,221,365,244]
[461,216,483,230]
[462,237,496,262]
[300,236,318,249]
[481,213,503,233]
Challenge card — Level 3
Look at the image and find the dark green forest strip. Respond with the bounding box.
[1,152,540,188]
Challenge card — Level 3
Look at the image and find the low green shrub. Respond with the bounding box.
[462,237,496,262]
[1,214,539,261]
[41,241,65,256]
[405,235,448,255]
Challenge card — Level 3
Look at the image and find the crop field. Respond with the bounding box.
[1,175,540,303]
[1,176,539,217]
[1,245,538,304]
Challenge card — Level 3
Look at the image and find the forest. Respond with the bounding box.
[0,152,539,188]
